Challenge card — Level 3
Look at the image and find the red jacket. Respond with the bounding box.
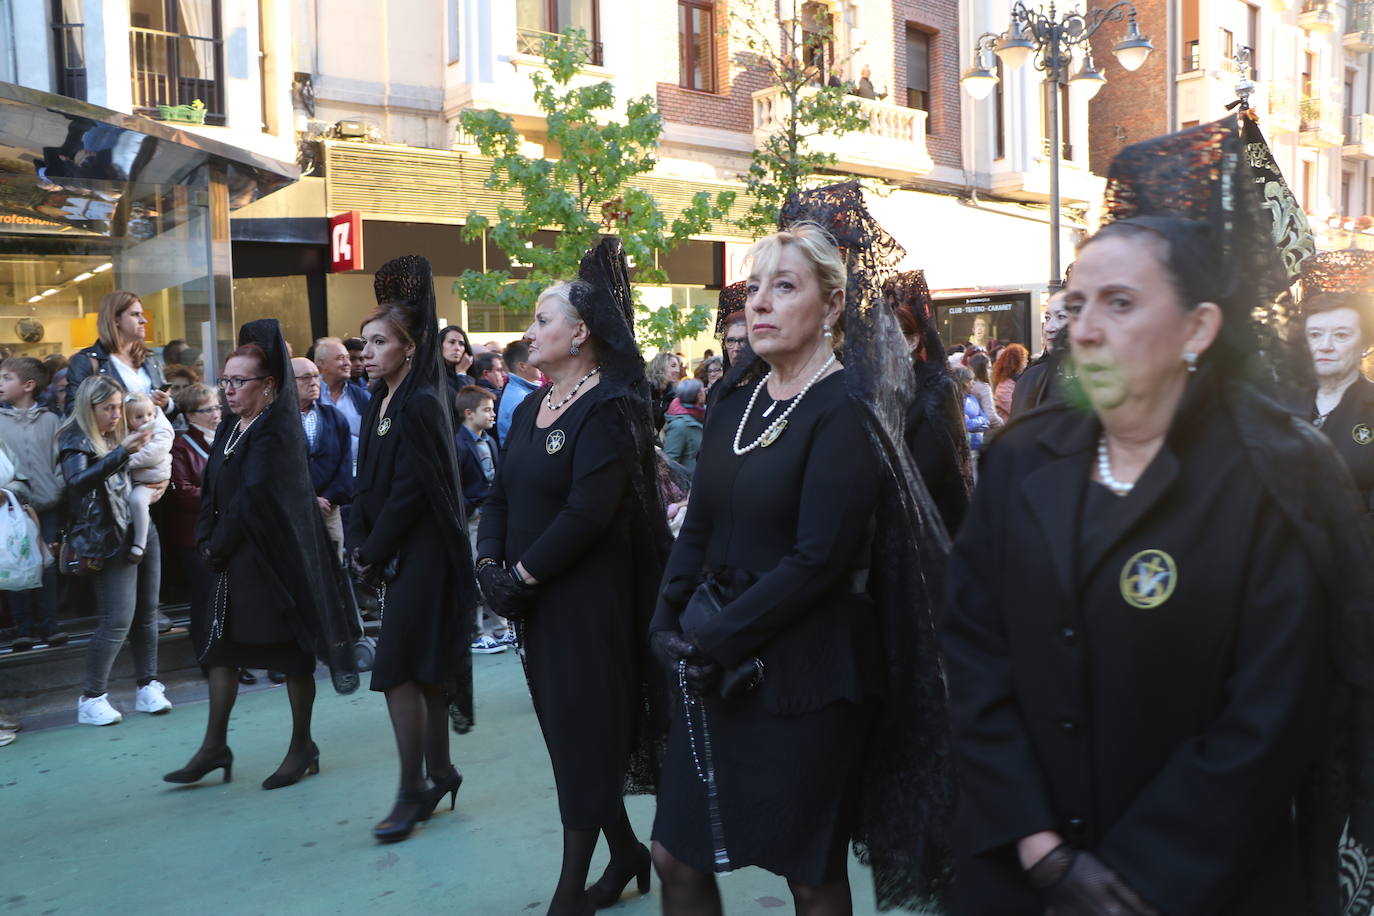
[167,427,211,548]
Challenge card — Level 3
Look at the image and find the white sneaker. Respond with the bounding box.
[470,634,508,655]
[77,694,123,726]
[135,680,173,714]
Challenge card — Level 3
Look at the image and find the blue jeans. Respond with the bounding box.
[10,508,59,636]
[83,525,162,696]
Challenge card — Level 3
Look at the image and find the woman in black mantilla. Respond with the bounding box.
[164,319,359,789]
[943,118,1374,915]
[476,238,669,916]
[1289,248,1374,515]
[650,182,954,916]
[884,269,972,535]
[350,256,478,843]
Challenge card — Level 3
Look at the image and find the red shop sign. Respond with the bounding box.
[329,211,363,272]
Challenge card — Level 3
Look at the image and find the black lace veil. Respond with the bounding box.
[779,181,956,910]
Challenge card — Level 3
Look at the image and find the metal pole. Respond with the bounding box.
[1047,64,1062,290]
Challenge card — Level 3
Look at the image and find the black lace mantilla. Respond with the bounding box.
[780,181,957,911]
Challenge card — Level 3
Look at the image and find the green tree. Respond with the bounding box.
[456,29,735,349]
[731,0,871,234]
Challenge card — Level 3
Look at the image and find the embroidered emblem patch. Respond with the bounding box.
[1120,549,1177,609]
[545,429,566,455]
[1354,424,1373,446]
[377,417,392,436]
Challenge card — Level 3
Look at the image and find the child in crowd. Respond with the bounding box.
[122,391,174,563]
[453,385,510,654]
[0,357,66,649]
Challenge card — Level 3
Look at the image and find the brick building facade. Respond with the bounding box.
[1086,0,1170,177]
[893,0,961,169]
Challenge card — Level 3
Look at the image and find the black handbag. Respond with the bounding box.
[680,572,764,700]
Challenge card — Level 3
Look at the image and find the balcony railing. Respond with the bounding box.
[1347,0,1374,50]
[515,27,604,67]
[1345,113,1374,158]
[1300,98,1345,146]
[51,22,87,101]
[751,85,933,180]
[129,26,224,124]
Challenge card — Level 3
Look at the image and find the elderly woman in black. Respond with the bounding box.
[476,239,669,916]
[942,119,1374,915]
[650,196,954,916]
[351,256,476,844]
[1291,249,1374,513]
[163,320,358,788]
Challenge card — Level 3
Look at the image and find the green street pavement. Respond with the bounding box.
[3,652,902,915]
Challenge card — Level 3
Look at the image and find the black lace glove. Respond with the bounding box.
[1029,845,1159,916]
[649,629,721,696]
[477,560,537,620]
[351,548,383,590]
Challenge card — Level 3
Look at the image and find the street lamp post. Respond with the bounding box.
[962,1,1153,289]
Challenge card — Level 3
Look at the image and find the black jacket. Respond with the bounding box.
[303,402,353,507]
[58,426,131,560]
[453,424,497,517]
[1008,351,1068,418]
[65,340,178,421]
[943,378,1335,915]
[1290,374,1374,515]
[904,368,972,535]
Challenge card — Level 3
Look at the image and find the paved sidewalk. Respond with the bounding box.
[3,653,901,915]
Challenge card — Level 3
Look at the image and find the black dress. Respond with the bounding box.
[476,384,643,830]
[651,370,884,884]
[195,420,315,676]
[351,386,465,693]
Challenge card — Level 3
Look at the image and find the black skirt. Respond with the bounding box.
[652,690,872,885]
[369,509,463,693]
[201,638,316,676]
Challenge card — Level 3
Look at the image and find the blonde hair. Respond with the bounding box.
[745,221,847,310]
[122,391,154,423]
[60,376,127,457]
[96,291,148,368]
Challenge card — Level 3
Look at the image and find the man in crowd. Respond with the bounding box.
[314,336,369,471]
[453,385,512,654]
[293,357,353,559]
[343,337,368,386]
[497,339,541,443]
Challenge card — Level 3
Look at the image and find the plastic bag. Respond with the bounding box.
[0,490,43,591]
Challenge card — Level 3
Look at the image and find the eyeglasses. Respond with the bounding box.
[295,372,321,381]
[190,405,222,414]
[217,376,268,391]
[724,337,748,349]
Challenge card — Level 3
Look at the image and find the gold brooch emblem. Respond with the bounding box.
[1354,424,1373,446]
[759,419,787,448]
[545,429,565,454]
[1120,549,1177,609]
[377,417,392,437]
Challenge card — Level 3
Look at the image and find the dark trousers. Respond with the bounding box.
[10,508,59,636]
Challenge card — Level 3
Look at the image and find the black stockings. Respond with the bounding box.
[653,840,722,916]
[548,801,642,913]
[265,675,316,776]
[192,665,240,761]
[383,679,452,794]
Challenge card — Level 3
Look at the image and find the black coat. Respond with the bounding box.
[57,427,131,560]
[303,402,353,506]
[1291,374,1374,514]
[1008,352,1068,418]
[904,368,971,535]
[943,379,1334,915]
[65,340,178,422]
[453,424,496,517]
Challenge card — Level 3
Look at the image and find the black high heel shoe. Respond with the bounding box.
[421,766,463,820]
[261,742,320,790]
[163,747,234,784]
[585,842,652,908]
[372,790,431,843]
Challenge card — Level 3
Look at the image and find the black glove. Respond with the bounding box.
[477,560,537,620]
[199,544,226,573]
[1029,845,1159,916]
[649,629,721,696]
[351,548,383,590]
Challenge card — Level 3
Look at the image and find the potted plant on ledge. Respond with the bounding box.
[158,99,207,124]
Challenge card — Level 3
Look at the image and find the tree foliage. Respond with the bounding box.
[730,0,871,235]
[456,29,735,349]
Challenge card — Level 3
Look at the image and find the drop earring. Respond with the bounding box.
[570,344,580,356]
[1183,351,1198,373]
[823,324,833,341]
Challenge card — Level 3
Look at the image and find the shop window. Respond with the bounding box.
[516,0,603,66]
[50,0,86,101]
[905,25,932,134]
[678,0,717,93]
[128,0,225,124]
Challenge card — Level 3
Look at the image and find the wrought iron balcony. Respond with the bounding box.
[1346,0,1374,51]
[1300,97,1344,147]
[515,28,604,67]
[1344,113,1374,158]
[129,27,224,124]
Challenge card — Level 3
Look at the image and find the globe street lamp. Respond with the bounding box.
[963,1,1153,289]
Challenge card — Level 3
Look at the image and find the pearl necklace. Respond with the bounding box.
[222,414,260,457]
[732,354,836,456]
[546,365,600,411]
[1096,432,1134,496]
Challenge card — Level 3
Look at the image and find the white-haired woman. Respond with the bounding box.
[649,223,883,914]
[60,375,160,726]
